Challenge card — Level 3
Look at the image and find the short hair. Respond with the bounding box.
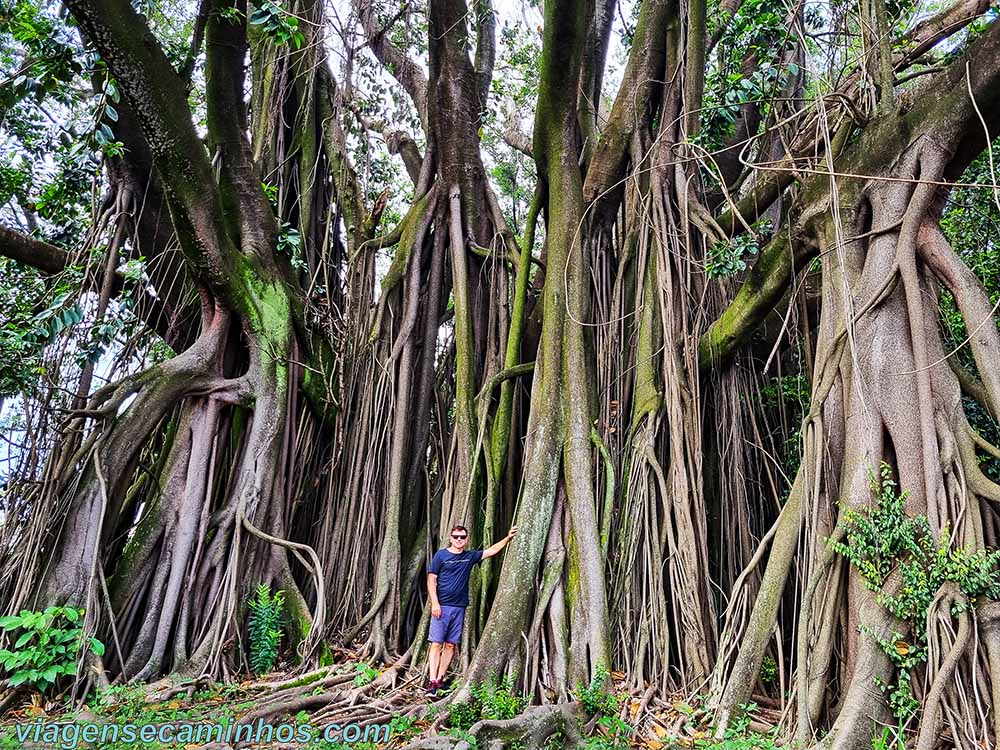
[451,525,468,534]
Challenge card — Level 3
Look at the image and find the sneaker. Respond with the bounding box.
[426,679,440,696]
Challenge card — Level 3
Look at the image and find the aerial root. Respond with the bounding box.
[916,589,971,750]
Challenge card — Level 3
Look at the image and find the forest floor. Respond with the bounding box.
[0,655,785,749]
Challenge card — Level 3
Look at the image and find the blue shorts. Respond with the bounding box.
[429,605,465,644]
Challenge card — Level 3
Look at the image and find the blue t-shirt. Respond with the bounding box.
[429,548,484,607]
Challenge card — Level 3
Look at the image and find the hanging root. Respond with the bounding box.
[915,587,971,750]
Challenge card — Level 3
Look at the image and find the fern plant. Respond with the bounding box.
[247,583,284,675]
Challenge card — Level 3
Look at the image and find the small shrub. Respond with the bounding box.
[583,716,634,750]
[471,673,528,720]
[95,682,148,720]
[247,583,284,675]
[759,655,777,685]
[693,703,780,749]
[574,663,620,717]
[389,713,418,740]
[830,463,1000,723]
[447,674,528,729]
[0,606,104,692]
[352,661,378,687]
[447,699,480,730]
[446,727,479,748]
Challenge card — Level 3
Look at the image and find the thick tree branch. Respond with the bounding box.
[64,0,238,301]
[707,0,744,54]
[713,0,994,235]
[352,0,429,124]
[700,18,1000,369]
[503,118,533,157]
[179,0,210,81]
[205,0,277,264]
[579,0,617,156]
[0,225,70,274]
[698,229,816,369]
[685,0,708,134]
[0,224,176,343]
[896,0,995,69]
[473,0,496,116]
[110,90,198,350]
[583,0,669,204]
[348,101,424,185]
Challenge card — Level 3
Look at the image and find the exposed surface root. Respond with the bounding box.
[403,703,586,750]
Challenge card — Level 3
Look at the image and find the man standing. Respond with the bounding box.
[426,523,519,694]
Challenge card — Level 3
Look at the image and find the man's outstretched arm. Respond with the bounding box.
[481,525,519,559]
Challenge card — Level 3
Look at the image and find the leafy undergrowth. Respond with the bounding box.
[0,662,393,750]
[0,662,784,749]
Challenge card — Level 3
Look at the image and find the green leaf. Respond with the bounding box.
[89,638,105,657]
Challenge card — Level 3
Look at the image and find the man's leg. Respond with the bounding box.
[428,642,442,683]
[437,642,456,681]
[436,606,465,682]
[428,608,448,686]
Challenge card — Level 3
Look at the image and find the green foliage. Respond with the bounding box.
[755,367,809,488]
[352,661,378,687]
[0,265,85,396]
[447,698,481,731]
[706,233,759,278]
[582,716,634,750]
[95,682,149,721]
[706,220,772,279]
[871,724,906,750]
[573,663,620,717]
[261,180,279,206]
[699,0,799,150]
[691,703,780,749]
[828,465,925,589]
[446,727,479,749]
[491,22,541,109]
[0,0,81,113]
[938,143,1000,482]
[447,674,528,729]
[760,375,809,410]
[246,583,284,675]
[277,222,305,271]
[0,606,103,692]
[219,4,244,24]
[389,712,418,741]
[471,673,528,720]
[249,1,304,48]
[758,655,777,685]
[829,463,1000,721]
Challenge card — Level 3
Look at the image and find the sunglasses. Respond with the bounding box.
[451,533,467,540]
